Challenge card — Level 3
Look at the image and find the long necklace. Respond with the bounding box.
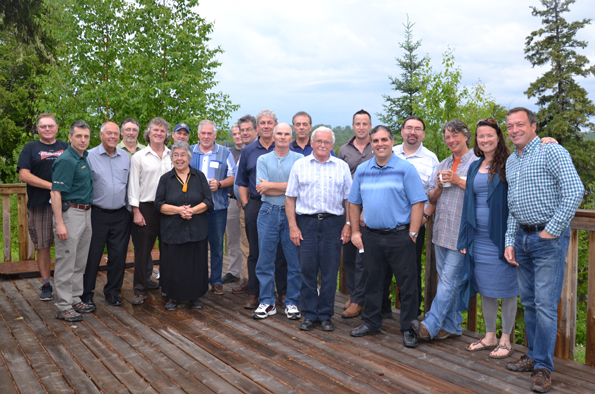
[175,172,191,192]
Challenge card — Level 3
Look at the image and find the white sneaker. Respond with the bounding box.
[285,305,301,320]
[253,303,276,319]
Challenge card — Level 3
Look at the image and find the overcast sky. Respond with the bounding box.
[196,0,595,129]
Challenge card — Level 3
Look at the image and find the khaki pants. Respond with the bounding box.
[225,201,249,279]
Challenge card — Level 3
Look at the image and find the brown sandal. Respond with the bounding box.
[489,343,515,359]
[466,338,497,352]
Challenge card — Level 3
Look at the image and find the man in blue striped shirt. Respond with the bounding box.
[503,107,583,393]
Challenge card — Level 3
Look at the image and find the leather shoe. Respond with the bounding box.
[165,300,178,311]
[531,368,551,393]
[243,294,258,309]
[211,284,225,295]
[147,279,160,289]
[435,328,460,340]
[350,324,381,337]
[506,355,534,372]
[277,294,286,307]
[411,319,431,341]
[403,330,418,348]
[222,273,240,284]
[320,319,334,331]
[299,319,317,331]
[106,296,122,306]
[232,279,249,293]
[381,310,393,319]
[344,299,351,310]
[190,299,203,309]
[131,294,146,305]
[341,303,363,318]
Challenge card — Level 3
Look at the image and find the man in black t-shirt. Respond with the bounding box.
[17,113,69,301]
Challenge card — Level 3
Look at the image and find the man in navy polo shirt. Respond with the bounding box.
[348,125,426,348]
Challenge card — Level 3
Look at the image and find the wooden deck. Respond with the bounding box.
[1,268,594,393]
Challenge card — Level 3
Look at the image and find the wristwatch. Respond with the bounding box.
[423,213,430,221]
[346,221,351,226]
[409,231,418,238]
[242,203,248,209]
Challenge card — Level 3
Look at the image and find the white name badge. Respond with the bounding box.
[210,161,220,169]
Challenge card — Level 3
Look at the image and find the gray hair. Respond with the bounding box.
[143,117,171,144]
[198,119,217,134]
[100,121,119,133]
[170,141,193,161]
[311,126,335,144]
[256,109,278,124]
[69,120,91,136]
[229,122,239,139]
[273,123,293,136]
[120,117,140,131]
[442,119,472,147]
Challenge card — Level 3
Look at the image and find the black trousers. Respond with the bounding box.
[132,202,161,296]
[382,225,426,316]
[82,206,131,302]
[342,233,367,306]
[362,227,418,332]
[244,198,287,296]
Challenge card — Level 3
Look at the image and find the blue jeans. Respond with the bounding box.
[515,227,570,372]
[207,209,227,285]
[422,245,465,337]
[296,214,344,321]
[255,203,300,306]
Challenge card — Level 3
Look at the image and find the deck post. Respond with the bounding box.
[555,228,578,360]
[424,216,438,314]
[586,231,595,367]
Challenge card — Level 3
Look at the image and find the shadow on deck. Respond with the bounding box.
[0,265,594,394]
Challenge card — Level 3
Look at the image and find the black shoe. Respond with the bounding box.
[403,330,418,348]
[381,310,393,319]
[147,279,160,289]
[300,319,316,331]
[106,296,122,306]
[350,324,381,337]
[165,300,178,311]
[320,319,334,331]
[222,273,240,284]
[190,299,203,309]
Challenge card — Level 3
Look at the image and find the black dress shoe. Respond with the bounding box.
[147,279,160,289]
[222,272,240,284]
[106,296,122,306]
[403,330,418,348]
[299,319,316,331]
[350,324,381,337]
[320,319,334,331]
[190,299,203,309]
[165,300,178,311]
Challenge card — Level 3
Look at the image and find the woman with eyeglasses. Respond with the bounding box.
[155,141,214,311]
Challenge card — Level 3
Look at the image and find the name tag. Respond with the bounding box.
[210,161,219,169]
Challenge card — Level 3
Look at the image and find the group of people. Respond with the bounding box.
[18,106,583,394]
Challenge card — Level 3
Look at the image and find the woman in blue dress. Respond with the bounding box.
[458,118,517,358]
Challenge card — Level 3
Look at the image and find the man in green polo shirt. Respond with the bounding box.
[50,120,94,322]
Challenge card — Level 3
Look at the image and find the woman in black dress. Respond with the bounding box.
[155,141,213,310]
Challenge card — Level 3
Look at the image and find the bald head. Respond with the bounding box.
[274,122,292,136]
[273,123,293,152]
[100,121,120,154]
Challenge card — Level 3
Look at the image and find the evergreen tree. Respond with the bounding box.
[378,16,425,133]
[525,0,595,144]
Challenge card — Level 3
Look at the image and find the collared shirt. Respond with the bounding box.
[290,139,313,156]
[429,149,479,250]
[117,140,146,158]
[256,150,303,206]
[505,136,583,246]
[189,142,235,210]
[87,144,130,210]
[393,143,439,199]
[338,136,374,177]
[51,146,94,204]
[349,154,427,229]
[128,145,172,207]
[286,154,352,215]
[235,138,275,197]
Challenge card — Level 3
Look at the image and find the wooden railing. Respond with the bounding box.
[1,184,35,262]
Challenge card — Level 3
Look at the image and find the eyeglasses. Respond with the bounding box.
[172,153,188,159]
[403,126,423,133]
[122,128,139,133]
[37,125,57,130]
[313,140,333,146]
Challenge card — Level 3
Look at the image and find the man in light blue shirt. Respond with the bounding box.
[252,123,303,320]
[82,121,131,308]
[348,125,426,347]
[189,120,236,295]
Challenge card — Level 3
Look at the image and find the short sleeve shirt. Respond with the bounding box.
[338,137,374,177]
[17,140,69,207]
[51,146,94,204]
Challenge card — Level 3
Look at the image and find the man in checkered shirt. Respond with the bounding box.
[503,107,583,393]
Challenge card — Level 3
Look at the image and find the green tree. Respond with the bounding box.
[38,0,238,145]
[412,48,507,161]
[525,0,595,144]
[378,16,426,132]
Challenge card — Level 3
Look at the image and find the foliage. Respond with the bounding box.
[38,0,238,146]
[378,16,426,132]
[412,48,508,161]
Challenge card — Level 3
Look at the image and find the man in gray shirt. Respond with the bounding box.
[81,121,131,307]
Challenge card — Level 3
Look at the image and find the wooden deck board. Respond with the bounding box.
[0,260,592,394]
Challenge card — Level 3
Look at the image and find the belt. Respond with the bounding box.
[92,205,125,214]
[302,213,337,220]
[249,195,261,201]
[71,203,91,210]
[520,223,547,232]
[366,224,409,235]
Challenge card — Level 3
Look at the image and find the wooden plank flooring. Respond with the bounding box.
[0,260,593,393]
